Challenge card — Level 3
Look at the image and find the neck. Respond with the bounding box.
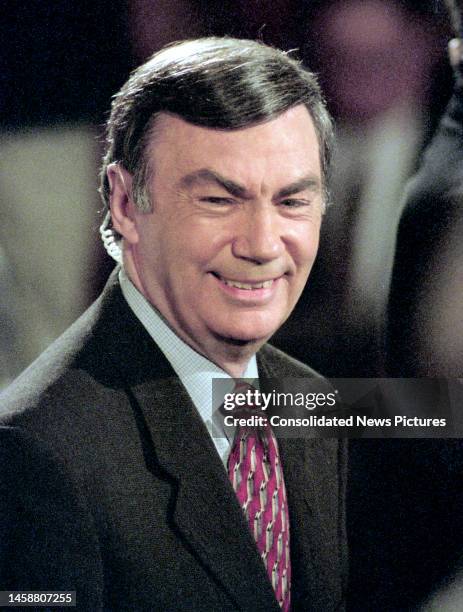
[204,337,264,378]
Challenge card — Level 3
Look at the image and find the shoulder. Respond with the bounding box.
[0,271,116,407]
[0,269,156,431]
[1,299,104,421]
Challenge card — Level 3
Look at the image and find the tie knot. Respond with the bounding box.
[233,380,258,399]
[229,382,273,452]
[213,380,269,443]
[231,381,261,414]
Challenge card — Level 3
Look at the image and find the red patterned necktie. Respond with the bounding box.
[227,393,291,611]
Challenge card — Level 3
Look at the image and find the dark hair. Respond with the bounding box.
[100,37,334,212]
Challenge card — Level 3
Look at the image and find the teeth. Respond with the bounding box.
[222,278,274,290]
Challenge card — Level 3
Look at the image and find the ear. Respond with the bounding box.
[107,163,139,244]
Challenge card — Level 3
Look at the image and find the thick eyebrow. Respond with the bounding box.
[178,169,252,199]
[178,168,321,200]
[274,176,321,199]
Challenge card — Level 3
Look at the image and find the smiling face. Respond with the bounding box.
[114,105,323,373]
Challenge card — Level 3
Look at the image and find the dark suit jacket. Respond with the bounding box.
[0,273,347,611]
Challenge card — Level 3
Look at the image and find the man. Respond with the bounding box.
[0,38,346,611]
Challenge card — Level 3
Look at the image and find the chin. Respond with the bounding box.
[211,316,283,346]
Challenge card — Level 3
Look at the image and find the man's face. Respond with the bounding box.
[126,104,323,360]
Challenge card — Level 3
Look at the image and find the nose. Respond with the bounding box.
[231,205,285,264]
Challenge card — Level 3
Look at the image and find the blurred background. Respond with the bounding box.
[0,0,455,388]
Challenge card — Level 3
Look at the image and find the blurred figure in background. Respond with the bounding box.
[349,4,463,610]
[387,0,463,377]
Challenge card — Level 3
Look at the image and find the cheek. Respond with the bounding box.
[290,224,321,269]
[171,223,232,268]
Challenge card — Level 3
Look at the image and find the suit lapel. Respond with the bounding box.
[96,276,279,611]
[130,376,280,612]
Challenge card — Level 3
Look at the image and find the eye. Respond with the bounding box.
[279,198,311,208]
[199,196,235,205]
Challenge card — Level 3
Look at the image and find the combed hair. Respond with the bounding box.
[100,37,334,212]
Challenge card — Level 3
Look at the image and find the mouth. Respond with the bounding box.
[212,273,278,290]
[209,272,283,303]
[221,277,274,290]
